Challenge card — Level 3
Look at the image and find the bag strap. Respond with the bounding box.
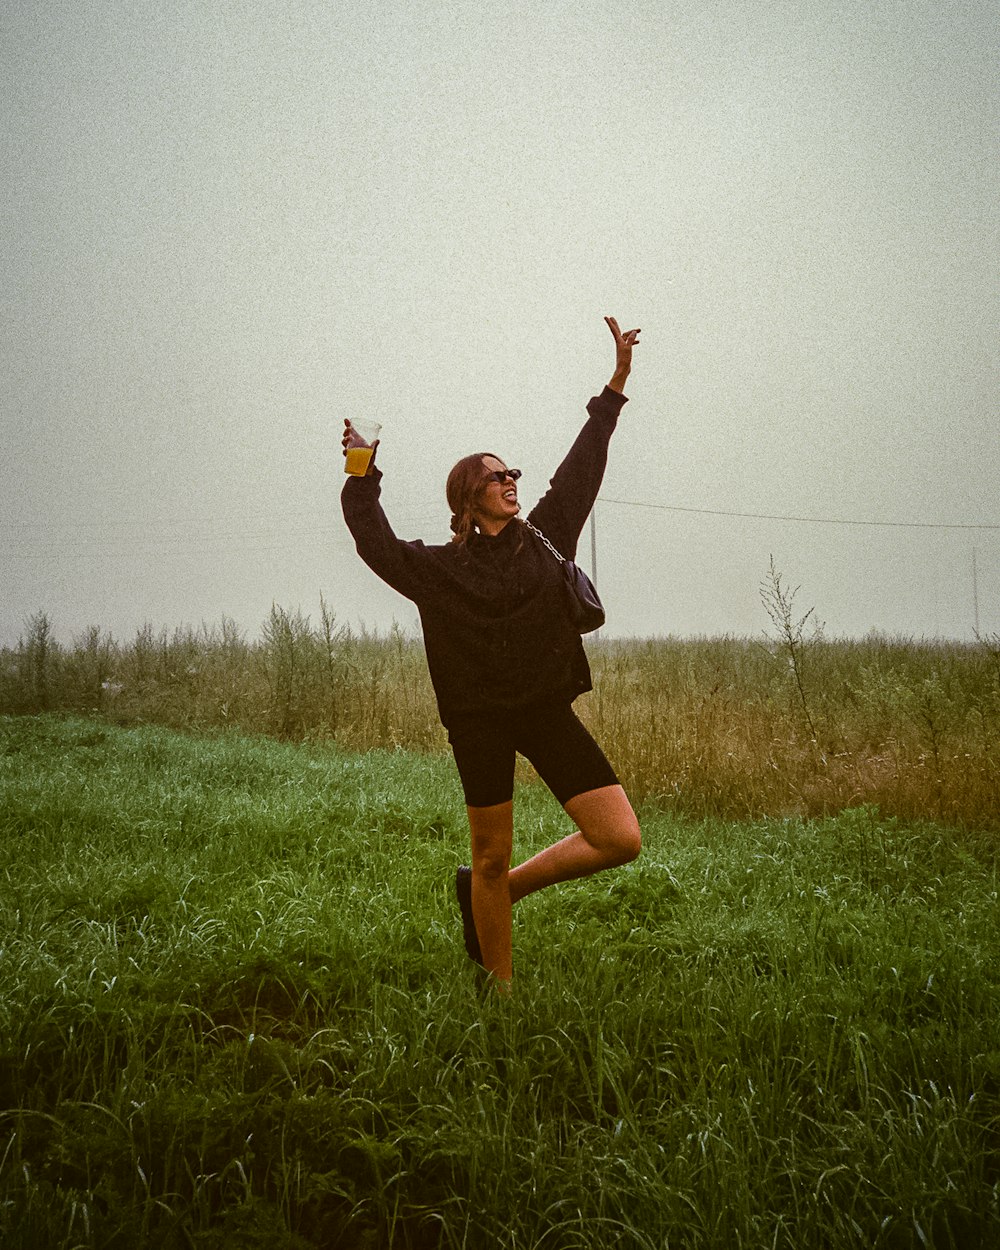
[522,519,567,565]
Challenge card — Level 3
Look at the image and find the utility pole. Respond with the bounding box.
[973,547,980,637]
[590,508,598,587]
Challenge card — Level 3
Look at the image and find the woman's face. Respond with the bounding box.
[472,455,521,532]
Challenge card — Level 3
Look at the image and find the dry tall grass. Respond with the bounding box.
[586,633,1000,826]
[2,604,998,828]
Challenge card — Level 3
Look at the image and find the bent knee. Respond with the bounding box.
[615,822,642,865]
[595,817,641,867]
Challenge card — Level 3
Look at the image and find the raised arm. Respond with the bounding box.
[341,445,433,602]
[527,315,639,557]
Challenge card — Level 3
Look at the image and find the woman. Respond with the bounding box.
[342,316,642,989]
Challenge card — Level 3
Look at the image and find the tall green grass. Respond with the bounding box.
[1,715,998,1247]
[2,605,998,826]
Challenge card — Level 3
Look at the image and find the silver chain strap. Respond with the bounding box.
[522,520,567,565]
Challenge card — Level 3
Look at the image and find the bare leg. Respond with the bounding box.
[464,786,639,986]
[508,784,640,904]
[467,800,514,986]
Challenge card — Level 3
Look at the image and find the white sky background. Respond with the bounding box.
[2,0,998,647]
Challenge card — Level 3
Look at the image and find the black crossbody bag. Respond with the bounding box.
[523,520,605,635]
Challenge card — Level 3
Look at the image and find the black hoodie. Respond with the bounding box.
[341,385,627,727]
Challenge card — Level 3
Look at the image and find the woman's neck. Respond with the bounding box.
[476,516,516,538]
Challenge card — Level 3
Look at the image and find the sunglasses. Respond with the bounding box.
[481,468,522,485]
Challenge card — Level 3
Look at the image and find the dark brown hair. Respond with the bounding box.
[446,452,503,545]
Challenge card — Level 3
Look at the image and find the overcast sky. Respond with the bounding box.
[3,0,998,648]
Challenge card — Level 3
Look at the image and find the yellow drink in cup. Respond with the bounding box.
[344,420,381,475]
[345,445,375,475]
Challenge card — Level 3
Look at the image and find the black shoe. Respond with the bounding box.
[455,866,484,967]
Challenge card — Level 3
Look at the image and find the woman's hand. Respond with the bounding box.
[605,316,641,394]
[342,420,380,473]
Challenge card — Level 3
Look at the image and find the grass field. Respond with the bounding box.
[3,605,1000,828]
[2,714,998,1247]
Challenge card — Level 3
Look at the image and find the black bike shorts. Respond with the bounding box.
[446,700,619,809]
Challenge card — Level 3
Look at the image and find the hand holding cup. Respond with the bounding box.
[343,419,381,476]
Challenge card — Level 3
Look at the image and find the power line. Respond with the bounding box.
[597,497,1000,531]
[3,498,997,564]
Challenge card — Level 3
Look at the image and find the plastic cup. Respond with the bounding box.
[344,420,381,475]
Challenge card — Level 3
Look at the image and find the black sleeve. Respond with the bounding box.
[341,469,435,601]
[526,386,627,559]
